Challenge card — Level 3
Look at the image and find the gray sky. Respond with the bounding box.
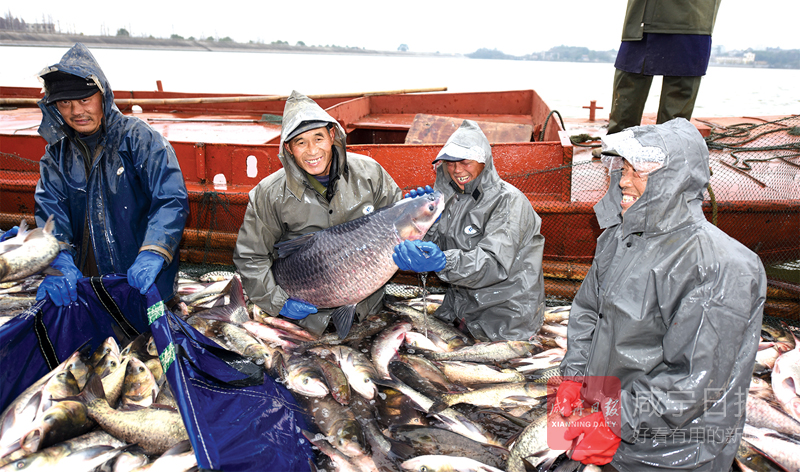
[7,0,799,55]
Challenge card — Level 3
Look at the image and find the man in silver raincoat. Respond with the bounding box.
[234,91,401,336]
[557,118,766,471]
[394,120,546,341]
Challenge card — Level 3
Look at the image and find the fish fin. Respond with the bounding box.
[42,215,55,235]
[386,436,417,461]
[428,399,449,414]
[274,233,316,259]
[72,373,107,405]
[120,332,151,360]
[19,391,43,425]
[0,404,17,437]
[195,277,249,325]
[40,267,64,277]
[117,403,148,412]
[371,377,401,389]
[332,305,357,340]
[0,242,24,254]
[160,439,192,456]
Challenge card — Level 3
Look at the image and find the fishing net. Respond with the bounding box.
[507,115,800,319]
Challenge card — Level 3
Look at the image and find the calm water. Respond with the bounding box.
[2,45,799,119]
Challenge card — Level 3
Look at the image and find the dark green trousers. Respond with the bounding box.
[607,68,703,135]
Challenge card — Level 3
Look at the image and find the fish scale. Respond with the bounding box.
[273,192,444,338]
[275,213,400,307]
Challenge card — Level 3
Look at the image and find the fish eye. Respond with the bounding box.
[428,204,435,212]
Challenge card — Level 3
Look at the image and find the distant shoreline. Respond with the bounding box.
[2,31,790,69]
[0,31,456,58]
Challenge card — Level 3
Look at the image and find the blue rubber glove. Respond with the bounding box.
[403,185,434,199]
[392,240,446,273]
[127,251,166,294]
[280,298,318,320]
[1,226,19,242]
[36,251,83,306]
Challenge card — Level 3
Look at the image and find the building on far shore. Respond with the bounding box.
[26,23,56,34]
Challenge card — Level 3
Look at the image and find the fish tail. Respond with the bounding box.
[195,277,248,324]
[65,373,107,406]
[332,305,357,340]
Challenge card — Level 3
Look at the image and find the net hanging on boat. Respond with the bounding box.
[513,115,800,318]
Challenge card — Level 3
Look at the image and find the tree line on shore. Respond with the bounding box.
[2,12,798,68]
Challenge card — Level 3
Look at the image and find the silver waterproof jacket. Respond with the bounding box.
[560,119,766,471]
[233,91,401,334]
[429,120,545,341]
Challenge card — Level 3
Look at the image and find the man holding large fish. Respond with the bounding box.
[393,120,547,342]
[234,91,406,337]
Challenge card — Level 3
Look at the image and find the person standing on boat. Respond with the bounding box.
[604,0,720,137]
[34,43,189,306]
[556,118,765,471]
[234,91,402,336]
[393,120,546,342]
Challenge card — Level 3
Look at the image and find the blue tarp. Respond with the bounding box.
[0,275,312,471]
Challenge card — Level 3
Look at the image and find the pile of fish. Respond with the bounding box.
[739,320,800,471]
[174,272,585,472]
[170,273,800,472]
[0,333,197,471]
[5,259,800,471]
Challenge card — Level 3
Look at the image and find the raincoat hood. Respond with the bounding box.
[593,118,709,236]
[37,43,118,145]
[278,91,349,199]
[435,120,499,200]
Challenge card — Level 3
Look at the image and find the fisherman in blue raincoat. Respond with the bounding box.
[34,43,189,305]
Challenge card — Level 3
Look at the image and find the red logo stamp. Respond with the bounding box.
[546,376,621,450]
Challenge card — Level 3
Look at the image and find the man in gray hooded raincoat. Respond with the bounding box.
[234,91,401,336]
[394,120,545,341]
[557,118,765,471]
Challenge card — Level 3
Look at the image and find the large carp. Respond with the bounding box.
[273,191,444,339]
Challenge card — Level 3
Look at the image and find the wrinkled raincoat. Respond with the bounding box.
[233,91,401,335]
[560,118,766,471]
[34,43,189,300]
[621,0,721,41]
[428,120,545,341]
